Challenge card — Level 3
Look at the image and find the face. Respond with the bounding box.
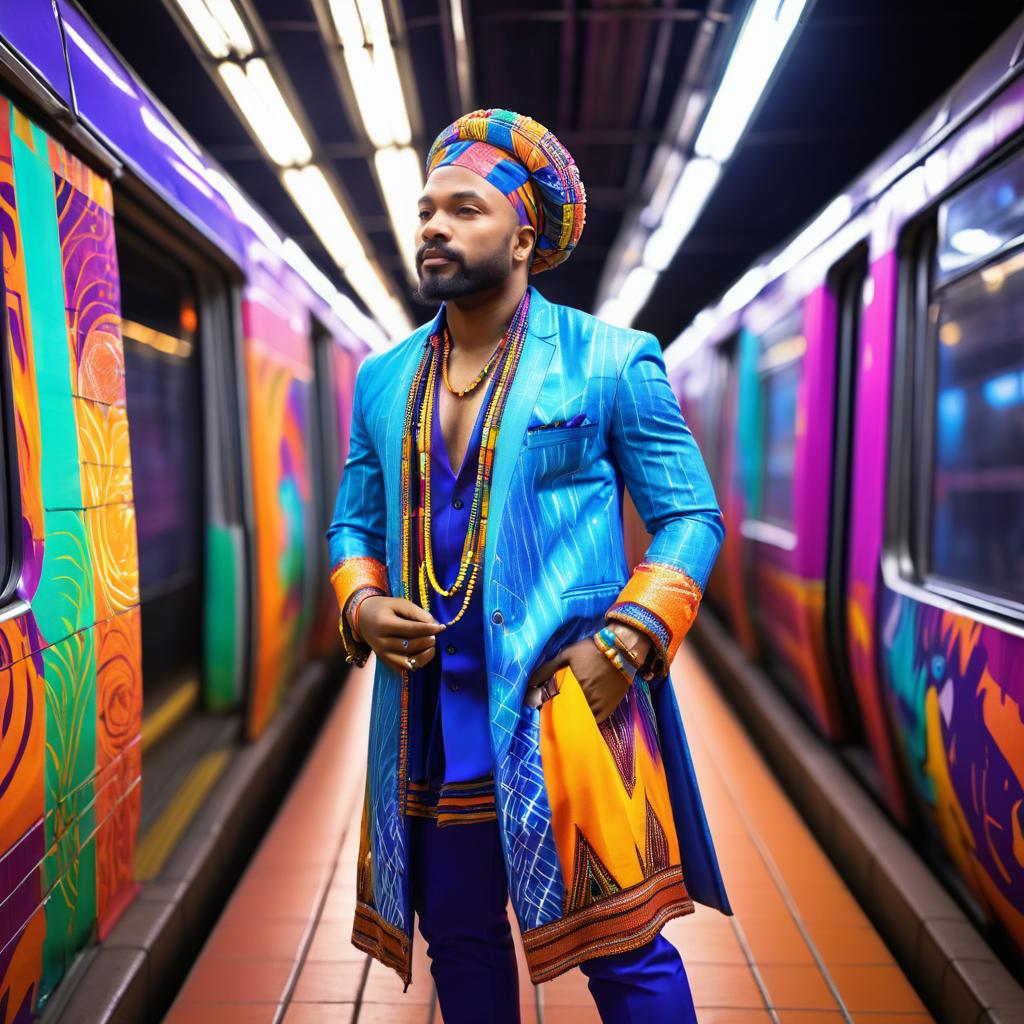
[415,164,534,302]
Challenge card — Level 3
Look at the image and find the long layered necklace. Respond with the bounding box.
[399,290,531,628]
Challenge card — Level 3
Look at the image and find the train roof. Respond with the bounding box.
[0,0,385,353]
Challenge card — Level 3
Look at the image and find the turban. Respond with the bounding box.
[425,108,586,274]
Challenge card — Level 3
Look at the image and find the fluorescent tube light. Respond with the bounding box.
[173,0,253,58]
[205,0,253,55]
[374,146,423,275]
[282,165,364,269]
[218,59,312,167]
[694,0,808,163]
[329,0,412,147]
[642,158,720,272]
[598,265,659,327]
[344,260,412,339]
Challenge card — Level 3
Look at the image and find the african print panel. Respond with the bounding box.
[0,96,142,1019]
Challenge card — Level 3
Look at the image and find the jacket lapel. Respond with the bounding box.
[383,287,556,597]
[483,285,556,589]
[383,315,438,594]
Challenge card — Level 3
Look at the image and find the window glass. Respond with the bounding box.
[928,245,1024,603]
[117,223,204,706]
[936,152,1024,286]
[759,311,805,529]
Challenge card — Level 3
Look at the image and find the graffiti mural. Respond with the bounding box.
[242,280,315,740]
[0,96,141,1019]
[881,591,1024,953]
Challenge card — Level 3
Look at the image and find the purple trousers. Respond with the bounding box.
[409,814,699,1023]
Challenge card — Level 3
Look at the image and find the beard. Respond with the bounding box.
[415,234,514,302]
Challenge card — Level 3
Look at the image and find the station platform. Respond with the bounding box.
[162,646,934,1023]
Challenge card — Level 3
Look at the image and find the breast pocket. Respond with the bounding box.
[524,422,599,484]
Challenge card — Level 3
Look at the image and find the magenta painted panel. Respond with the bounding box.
[845,250,908,821]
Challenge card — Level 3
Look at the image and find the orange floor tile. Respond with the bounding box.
[162,645,935,1023]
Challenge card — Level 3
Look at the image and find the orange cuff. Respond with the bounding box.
[330,556,389,665]
[605,561,702,679]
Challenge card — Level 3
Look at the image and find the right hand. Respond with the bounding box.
[354,596,445,673]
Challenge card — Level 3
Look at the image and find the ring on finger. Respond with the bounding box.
[402,638,409,649]
[406,655,416,670]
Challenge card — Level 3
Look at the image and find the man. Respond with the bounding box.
[327,108,731,1023]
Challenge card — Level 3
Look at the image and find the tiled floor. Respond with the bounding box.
[163,645,935,1023]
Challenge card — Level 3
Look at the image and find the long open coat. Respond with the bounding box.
[327,285,732,987]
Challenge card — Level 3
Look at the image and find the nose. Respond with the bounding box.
[419,211,449,243]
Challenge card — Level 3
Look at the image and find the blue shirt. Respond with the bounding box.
[407,369,494,786]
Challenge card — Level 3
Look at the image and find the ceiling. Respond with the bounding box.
[77,0,1024,345]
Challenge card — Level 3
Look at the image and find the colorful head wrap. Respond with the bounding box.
[425,108,586,274]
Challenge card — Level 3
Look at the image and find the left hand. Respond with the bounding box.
[525,626,649,724]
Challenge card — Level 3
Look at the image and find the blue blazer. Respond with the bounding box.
[327,285,732,984]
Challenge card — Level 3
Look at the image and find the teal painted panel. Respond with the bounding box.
[40,629,97,1001]
[204,522,240,711]
[33,509,93,646]
[11,129,81,512]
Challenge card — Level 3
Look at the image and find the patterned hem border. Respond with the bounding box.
[351,902,412,987]
[521,865,694,984]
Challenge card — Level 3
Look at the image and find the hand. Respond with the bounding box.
[354,596,445,673]
[525,635,632,724]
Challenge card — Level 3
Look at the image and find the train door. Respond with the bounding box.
[823,247,872,773]
[114,203,250,880]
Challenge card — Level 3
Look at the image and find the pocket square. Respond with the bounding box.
[527,413,590,432]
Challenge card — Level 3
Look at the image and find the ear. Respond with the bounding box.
[512,224,537,265]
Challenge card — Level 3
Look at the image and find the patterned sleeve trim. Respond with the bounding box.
[330,556,389,666]
[604,560,702,679]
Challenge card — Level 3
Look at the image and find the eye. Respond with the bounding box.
[417,210,431,221]
[458,206,478,215]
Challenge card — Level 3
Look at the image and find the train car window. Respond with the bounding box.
[116,222,205,712]
[758,309,805,529]
[909,149,1024,613]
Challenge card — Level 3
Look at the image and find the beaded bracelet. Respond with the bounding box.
[592,626,638,685]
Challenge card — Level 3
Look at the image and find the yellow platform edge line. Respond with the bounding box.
[141,677,201,753]
[134,748,232,882]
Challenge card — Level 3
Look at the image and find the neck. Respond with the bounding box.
[444,278,528,355]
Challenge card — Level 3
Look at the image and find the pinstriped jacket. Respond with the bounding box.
[326,284,732,987]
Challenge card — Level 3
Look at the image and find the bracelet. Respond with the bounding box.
[348,586,385,642]
[592,627,637,685]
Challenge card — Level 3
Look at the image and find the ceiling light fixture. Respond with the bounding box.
[329,0,412,147]
[217,59,312,167]
[596,0,810,329]
[172,0,253,58]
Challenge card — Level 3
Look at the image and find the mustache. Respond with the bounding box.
[417,241,463,264]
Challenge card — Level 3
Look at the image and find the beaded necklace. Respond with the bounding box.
[400,290,530,627]
[441,326,505,397]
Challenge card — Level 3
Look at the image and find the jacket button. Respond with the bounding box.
[448,681,460,692]
[445,644,457,655]
[452,498,464,510]
[491,609,503,625]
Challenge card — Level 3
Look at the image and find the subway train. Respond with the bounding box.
[650,14,1024,969]
[0,4,377,1017]
[2,3,1024,1023]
